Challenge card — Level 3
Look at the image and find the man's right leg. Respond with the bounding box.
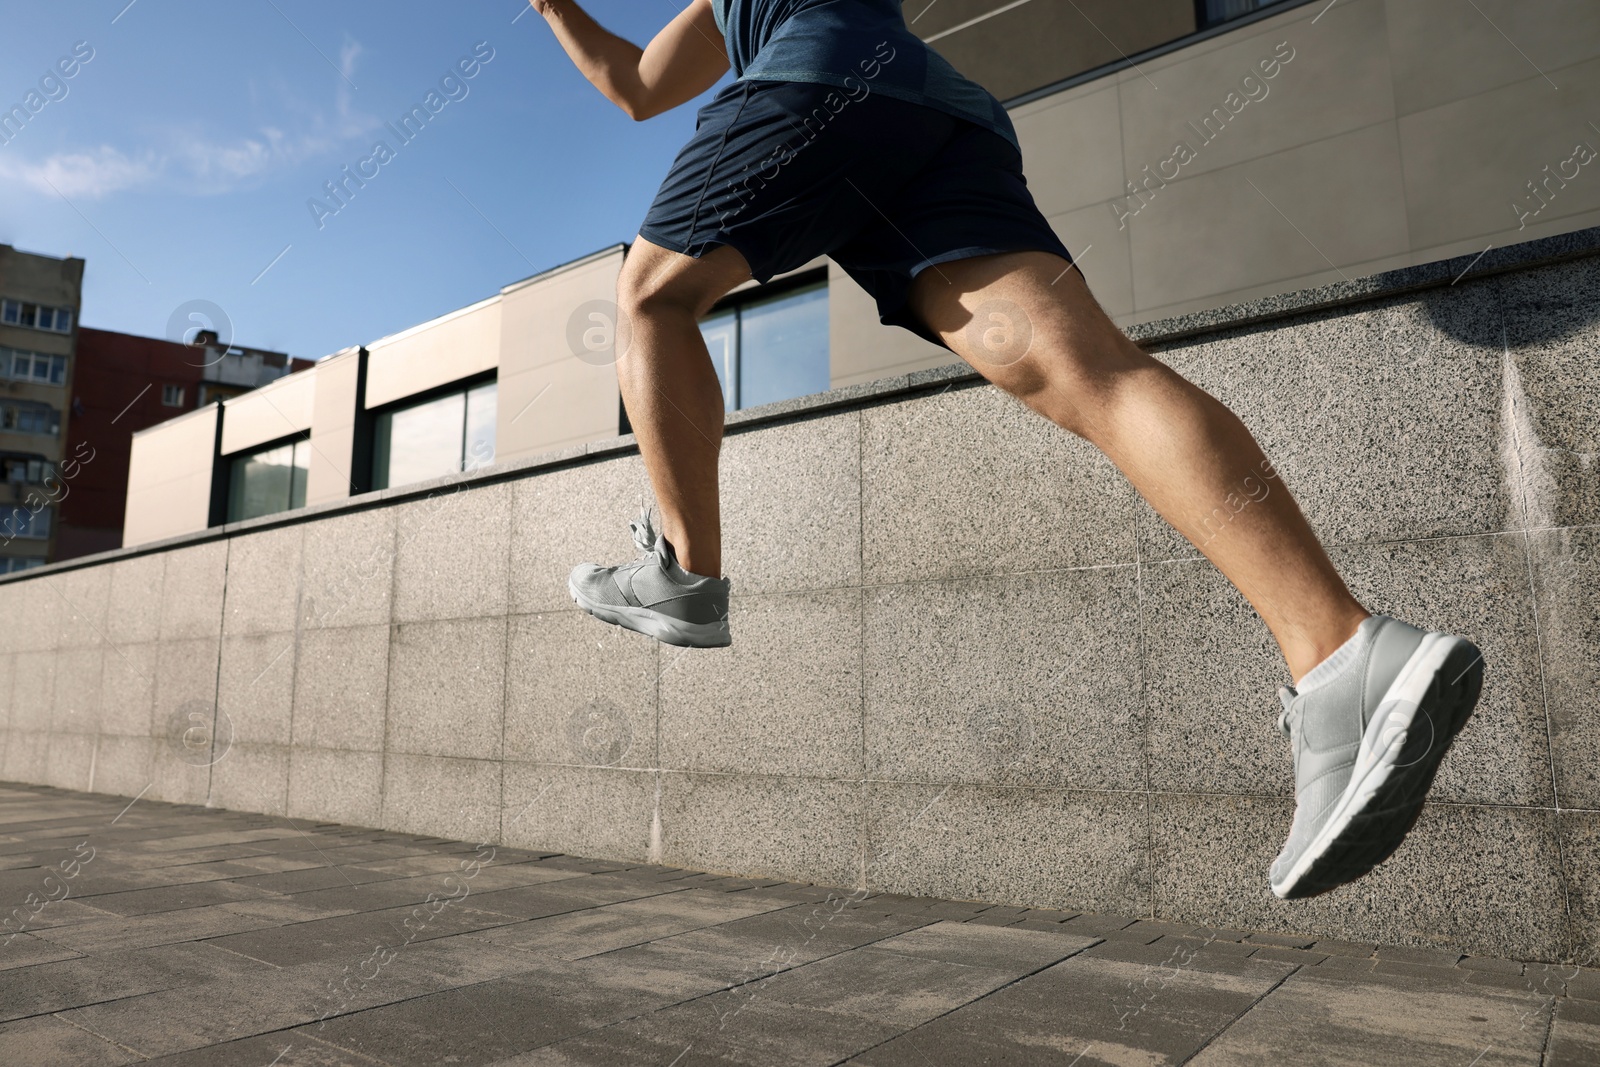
[564,236,752,649]
[613,236,754,580]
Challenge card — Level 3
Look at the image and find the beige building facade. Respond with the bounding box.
[0,245,82,570]
[123,0,1600,545]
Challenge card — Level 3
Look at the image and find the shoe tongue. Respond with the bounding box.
[629,507,659,556]
[657,534,690,580]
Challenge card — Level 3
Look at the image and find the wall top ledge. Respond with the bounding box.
[1121,225,1600,346]
[8,223,1595,586]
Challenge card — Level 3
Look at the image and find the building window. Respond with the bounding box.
[2,456,54,484]
[226,437,310,522]
[697,278,828,412]
[1,505,52,540]
[372,379,496,492]
[0,401,60,436]
[1196,0,1287,28]
[1,347,67,385]
[0,556,46,574]
[162,384,185,407]
[0,300,74,334]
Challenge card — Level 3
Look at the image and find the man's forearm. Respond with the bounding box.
[536,0,647,116]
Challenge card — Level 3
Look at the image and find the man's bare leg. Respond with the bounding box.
[908,251,1369,684]
[612,236,754,578]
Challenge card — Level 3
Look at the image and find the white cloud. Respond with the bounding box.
[0,37,383,200]
[163,122,348,193]
[337,36,363,127]
[0,146,158,199]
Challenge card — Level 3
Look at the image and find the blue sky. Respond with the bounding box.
[0,1,726,359]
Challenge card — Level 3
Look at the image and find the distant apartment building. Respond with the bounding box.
[120,0,1600,545]
[56,328,313,561]
[0,245,82,574]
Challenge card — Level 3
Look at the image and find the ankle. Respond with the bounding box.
[1287,609,1371,686]
[663,535,720,580]
[680,555,721,580]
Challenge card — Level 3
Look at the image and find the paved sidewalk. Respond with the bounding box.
[0,782,1593,1066]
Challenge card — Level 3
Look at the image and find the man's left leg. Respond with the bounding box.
[906,250,1486,899]
[907,251,1363,681]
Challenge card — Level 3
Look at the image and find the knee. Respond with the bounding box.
[616,264,665,318]
[616,258,700,322]
[1003,342,1164,441]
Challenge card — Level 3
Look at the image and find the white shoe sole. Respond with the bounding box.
[568,579,731,649]
[1271,631,1481,900]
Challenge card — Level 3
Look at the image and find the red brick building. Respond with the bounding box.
[56,328,313,561]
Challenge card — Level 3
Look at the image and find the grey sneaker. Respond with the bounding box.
[1270,614,1484,900]
[568,507,731,648]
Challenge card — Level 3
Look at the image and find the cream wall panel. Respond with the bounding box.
[1407,207,1600,278]
[0,329,73,357]
[496,250,624,462]
[364,297,502,410]
[1399,56,1600,251]
[1387,0,1600,116]
[921,0,1195,103]
[1048,201,1135,322]
[1012,82,1125,217]
[124,407,216,546]
[1128,122,1410,312]
[306,348,363,505]
[1116,0,1393,188]
[219,367,316,456]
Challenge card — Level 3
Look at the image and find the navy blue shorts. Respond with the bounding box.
[638,78,1074,351]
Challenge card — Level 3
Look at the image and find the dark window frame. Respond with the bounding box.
[366,369,498,492]
[0,299,74,335]
[2,453,55,485]
[0,400,60,437]
[1,500,52,540]
[222,429,312,524]
[1194,0,1291,30]
[1005,0,1316,109]
[619,266,831,435]
[0,346,68,386]
[702,266,828,317]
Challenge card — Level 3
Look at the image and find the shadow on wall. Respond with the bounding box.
[1420,255,1600,348]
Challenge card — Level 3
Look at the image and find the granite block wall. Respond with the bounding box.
[0,238,1595,963]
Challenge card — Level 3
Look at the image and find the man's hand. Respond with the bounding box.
[532,0,728,121]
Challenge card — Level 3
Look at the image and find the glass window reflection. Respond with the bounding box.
[737,282,828,410]
[695,279,827,412]
[373,378,498,491]
[464,381,497,472]
[227,439,308,521]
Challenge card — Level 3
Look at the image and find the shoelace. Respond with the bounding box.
[1276,684,1298,738]
[629,505,659,558]
[624,506,723,590]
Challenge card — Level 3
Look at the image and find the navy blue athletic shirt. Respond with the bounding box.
[710,0,1019,150]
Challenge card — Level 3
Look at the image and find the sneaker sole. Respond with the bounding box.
[568,579,731,649]
[1272,632,1484,900]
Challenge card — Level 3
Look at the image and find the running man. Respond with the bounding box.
[536,0,1486,900]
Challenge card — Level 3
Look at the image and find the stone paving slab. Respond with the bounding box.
[0,781,1586,1066]
[1548,998,1600,1067]
[0,941,276,1023]
[1187,970,1548,1066]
